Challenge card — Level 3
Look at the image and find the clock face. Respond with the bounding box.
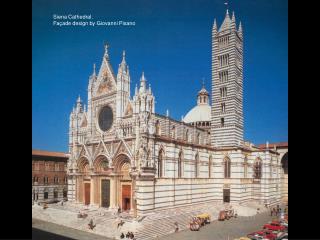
[98,105,113,131]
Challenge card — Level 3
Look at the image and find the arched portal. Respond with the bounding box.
[113,154,132,212]
[281,152,288,174]
[76,157,91,205]
[93,155,110,173]
[93,155,111,208]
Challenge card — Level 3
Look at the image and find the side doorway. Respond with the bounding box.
[223,188,230,203]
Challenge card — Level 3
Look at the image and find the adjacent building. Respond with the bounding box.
[32,149,69,203]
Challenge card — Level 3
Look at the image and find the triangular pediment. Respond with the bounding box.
[77,144,91,159]
[93,140,111,159]
[93,57,116,97]
[113,139,133,159]
[80,114,87,128]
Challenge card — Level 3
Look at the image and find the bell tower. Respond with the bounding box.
[211,10,244,147]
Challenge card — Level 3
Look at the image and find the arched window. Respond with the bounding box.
[209,155,212,178]
[158,149,164,178]
[253,158,262,179]
[224,157,231,178]
[155,120,161,135]
[244,156,248,178]
[178,151,183,178]
[195,153,199,178]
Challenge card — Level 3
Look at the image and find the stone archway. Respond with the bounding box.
[113,154,133,212]
[76,157,90,205]
[281,152,288,174]
[281,152,288,203]
[93,155,111,208]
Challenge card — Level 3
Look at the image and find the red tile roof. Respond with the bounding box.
[258,142,288,149]
[32,149,69,158]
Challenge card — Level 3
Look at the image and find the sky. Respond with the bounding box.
[32,0,288,152]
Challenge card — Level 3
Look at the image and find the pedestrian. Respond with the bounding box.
[88,219,95,230]
[174,221,179,232]
[120,233,124,239]
[270,208,273,216]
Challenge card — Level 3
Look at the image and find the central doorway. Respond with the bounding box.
[122,185,131,211]
[101,179,110,208]
[84,182,91,205]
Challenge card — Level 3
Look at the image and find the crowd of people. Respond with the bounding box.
[270,204,287,216]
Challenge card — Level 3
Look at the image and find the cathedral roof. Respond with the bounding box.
[184,84,211,123]
[183,104,211,123]
[198,86,209,95]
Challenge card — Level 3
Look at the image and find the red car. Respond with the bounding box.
[263,221,286,232]
[247,230,277,240]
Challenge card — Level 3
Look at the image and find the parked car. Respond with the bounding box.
[276,232,288,240]
[263,221,286,232]
[247,230,277,240]
[279,219,288,228]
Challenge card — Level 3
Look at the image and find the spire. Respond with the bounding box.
[139,71,147,93]
[118,50,128,74]
[141,71,146,82]
[212,18,217,30]
[91,63,96,77]
[231,11,235,22]
[76,95,83,113]
[135,83,138,95]
[104,42,109,59]
[166,109,169,117]
[122,50,126,63]
[149,83,152,93]
[219,8,232,32]
[238,21,243,33]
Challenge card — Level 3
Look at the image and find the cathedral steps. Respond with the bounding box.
[134,204,223,240]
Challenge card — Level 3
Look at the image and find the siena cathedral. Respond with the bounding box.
[67,10,288,215]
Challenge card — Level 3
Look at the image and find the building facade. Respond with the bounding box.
[32,149,69,203]
[67,10,287,215]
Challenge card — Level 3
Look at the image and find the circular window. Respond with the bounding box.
[98,105,113,131]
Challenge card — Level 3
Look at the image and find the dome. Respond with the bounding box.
[183,104,211,123]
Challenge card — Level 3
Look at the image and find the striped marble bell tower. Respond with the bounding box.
[211,9,244,147]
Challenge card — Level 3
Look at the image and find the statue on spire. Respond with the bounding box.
[92,63,96,76]
[104,42,109,59]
